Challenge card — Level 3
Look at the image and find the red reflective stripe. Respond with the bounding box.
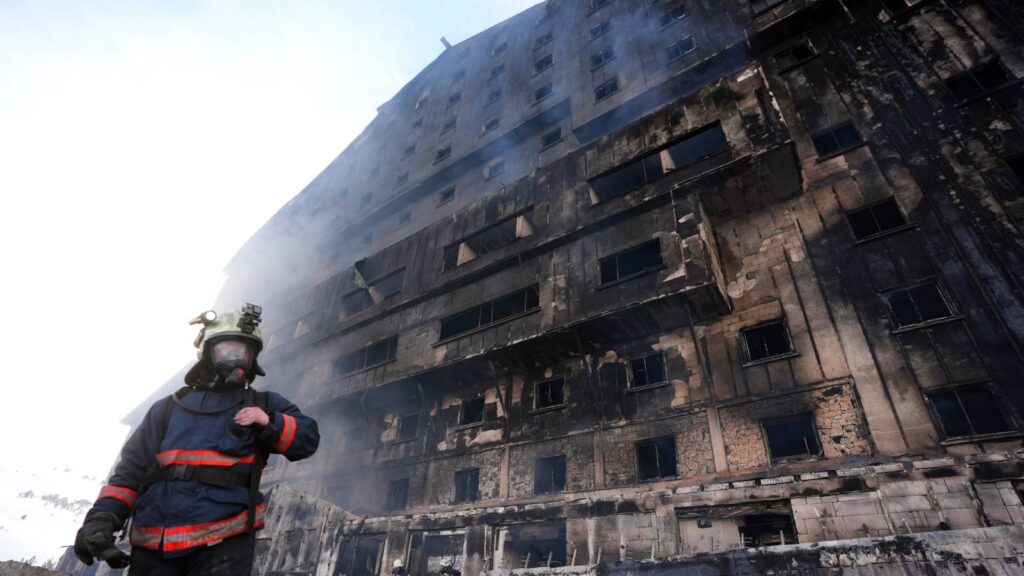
[274,414,297,453]
[156,449,256,467]
[160,503,266,552]
[98,485,138,508]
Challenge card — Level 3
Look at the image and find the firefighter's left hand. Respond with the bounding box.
[234,406,270,427]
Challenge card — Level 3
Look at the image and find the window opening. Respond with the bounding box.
[594,77,620,102]
[448,91,462,107]
[590,19,611,40]
[929,386,1011,438]
[395,172,409,188]
[482,116,500,135]
[460,397,485,426]
[741,319,794,362]
[534,83,554,103]
[402,144,416,159]
[412,117,424,129]
[534,455,566,494]
[764,414,820,461]
[386,478,409,510]
[435,144,453,163]
[441,115,457,134]
[945,61,1011,103]
[541,127,562,150]
[492,41,508,56]
[342,290,374,317]
[535,31,553,50]
[630,353,666,388]
[535,377,565,409]
[659,4,687,26]
[591,46,615,69]
[534,53,554,74]
[438,186,456,205]
[498,522,566,568]
[666,37,695,61]
[485,159,506,181]
[846,197,908,240]
[454,468,480,503]
[812,122,863,157]
[636,436,677,480]
[439,285,540,340]
[488,63,506,81]
[775,39,816,70]
[336,336,398,374]
[599,240,663,285]
[398,212,412,227]
[882,281,953,329]
[751,0,788,15]
[397,414,419,442]
[369,269,404,302]
[485,87,503,107]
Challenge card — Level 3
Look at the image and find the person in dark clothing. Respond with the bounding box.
[437,558,461,576]
[73,304,320,575]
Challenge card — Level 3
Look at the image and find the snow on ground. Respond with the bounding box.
[0,466,102,564]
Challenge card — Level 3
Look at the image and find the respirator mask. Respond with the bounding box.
[207,338,255,389]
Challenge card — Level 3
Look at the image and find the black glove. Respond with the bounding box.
[73,512,131,568]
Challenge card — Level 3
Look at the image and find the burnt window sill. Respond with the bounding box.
[596,264,667,291]
[433,307,540,347]
[890,315,962,335]
[770,454,823,465]
[742,351,799,368]
[816,141,869,162]
[940,431,1021,446]
[954,78,1024,108]
[852,223,917,245]
[638,474,678,483]
[530,403,567,415]
[625,381,670,394]
[454,421,486,431]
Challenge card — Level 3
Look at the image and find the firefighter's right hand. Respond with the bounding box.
[74,512,130,568]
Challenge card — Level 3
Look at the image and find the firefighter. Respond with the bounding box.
[391,558,407,576]
[437,558,461,576]
[73,304,320,575]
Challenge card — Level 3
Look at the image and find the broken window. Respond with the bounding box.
[441,115,457,134]
[636,436,677,481]
[488,63,506,81]
[438,186,456,205]
[369,269,404,302]
[763,413,820,461]
[659,4,687,26]
[397,413,419,442]
[336,335,398,374]
[342,534,385,576]
[666,37,695,62]
[812,122,863,157]
[485,87,503,107]
[534,377,566,410]
[599,239,663,285]
[845,197,908,241]
[594,77,620,102]
[481,116,500,135]
[534,31,553,50]
[590,19,611,40]
[435,144,452,163]
[588,123,728,203]
[460,397,485,426]
[448,91,462,107]
[751,0,788,15]
[630,353,667,388]
[534,83,554,103]
[534,53,554,74]
[741,319,794,363]
[945,61,1011,103]
[453,468,480,503]
[882,281,953,329]
[775,39,816,71]
[534,455,566,494]
[677,502,795,554]
[439,285,540,340]
[485,159,506,181]
[591,46,615,69]
[341,289,374,318]
[928,386,1011,438]
[540,127,562,150]
[498,522,566,568]
[386,478,409,510]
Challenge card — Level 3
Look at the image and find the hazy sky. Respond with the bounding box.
[0,0,538,562]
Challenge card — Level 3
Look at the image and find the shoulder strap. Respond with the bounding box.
[246,389,271,534]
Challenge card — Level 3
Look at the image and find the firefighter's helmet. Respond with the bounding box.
[185,303,266,383]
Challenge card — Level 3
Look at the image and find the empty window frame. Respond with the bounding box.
[481,116,500,135]
[534,53,554,74]
[590,20,611,40]
[845,197,909,241]
[488,63,506,81]
[763,413,820,461]
[534,83,554,103]
[751,0,788,15]
[435,144,453,163]
[882,281,953,329]
[535,377,566,410]
[591,46,615,69]
[485,87,503,107]
[636,436,677,481]
[369,269,404,301]
[659,4,687,26]
[594,77,620,102]
[460,397,485,426]
[775,39,816,71]
[540,127,563,150]
[534,31,553,50]
[534,455,567,494]
[629,353,667,388]
[439,285,540,341]
[438,186,456,205]
[448,91,462,107]
[341,289,374,317]
[945,61,1012,103]
[812,122,863,157]
[928,386,1011,438]
[599,240,663,285]
[386,478,409,510]
[666,37,695,62]
[454,468,480,503]
[741,319,794,363]
[588,123,729,203]
[336,336,398,374]
[397,413,419,441]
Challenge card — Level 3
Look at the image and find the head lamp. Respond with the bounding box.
[189,310,218,326]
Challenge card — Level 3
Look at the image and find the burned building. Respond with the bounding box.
[71,0,1024,573]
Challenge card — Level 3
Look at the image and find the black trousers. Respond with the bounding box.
[128,533,254,576]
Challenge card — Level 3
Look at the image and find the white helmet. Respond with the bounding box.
[393,559,404,569]
[440,559,453,568]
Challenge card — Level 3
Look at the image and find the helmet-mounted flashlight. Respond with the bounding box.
[189,310,218,326]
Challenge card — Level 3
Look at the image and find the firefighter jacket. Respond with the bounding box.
[87,387,319,557]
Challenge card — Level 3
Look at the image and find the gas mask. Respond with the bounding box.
[207,338,256,389]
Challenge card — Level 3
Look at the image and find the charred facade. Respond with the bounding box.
[123,0,1024,573]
